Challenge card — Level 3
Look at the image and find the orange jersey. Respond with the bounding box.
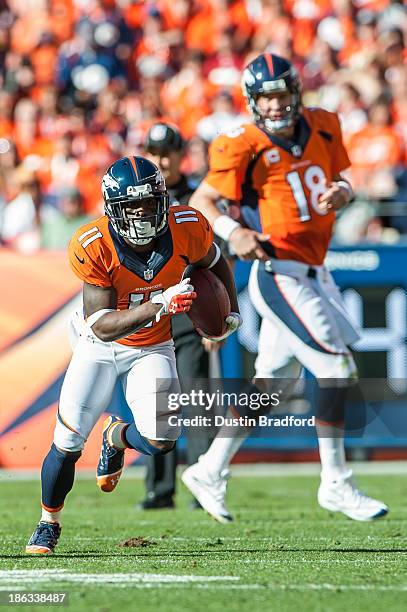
[206,108,350,265]
[68,206,213,347]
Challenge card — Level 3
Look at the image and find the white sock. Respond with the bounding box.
[108,422,127,449]
[317,429,348,482]
[41,509,62,524]
[199,410,250,478]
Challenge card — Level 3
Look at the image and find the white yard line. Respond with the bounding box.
[1,571,407,592]
[276,583,407,592]
[2,461,407,481]
[0,569,239,586]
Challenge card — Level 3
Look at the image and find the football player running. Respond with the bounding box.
[183,53,388,524]
[26,156,241,554]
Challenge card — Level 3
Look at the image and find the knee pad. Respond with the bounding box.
[53,410,85,452]
[317,352,358,382]
[53,430,84,453]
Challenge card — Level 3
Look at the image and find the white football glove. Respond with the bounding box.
[151,277,196,322]
[207,312,243,342]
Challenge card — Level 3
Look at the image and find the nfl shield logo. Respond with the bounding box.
[291,145,303,158]
[144,269,154,281]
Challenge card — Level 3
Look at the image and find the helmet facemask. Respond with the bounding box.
[105,193,169,246]
[243,67,301,135]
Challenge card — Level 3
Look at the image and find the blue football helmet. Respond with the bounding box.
[241,53,301,134]
[102,156,169,246]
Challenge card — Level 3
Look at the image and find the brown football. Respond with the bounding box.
[187,268,231,338]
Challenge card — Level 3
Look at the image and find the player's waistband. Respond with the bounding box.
[262,258,325,279]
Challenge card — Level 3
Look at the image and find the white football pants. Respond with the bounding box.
[54,311,181,452]
[249,259,359,383]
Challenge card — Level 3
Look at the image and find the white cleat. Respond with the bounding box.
[182,459,233,524]
[318,471,389,522]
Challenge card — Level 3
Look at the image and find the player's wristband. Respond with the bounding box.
[336,180,354,205]
[207,312,243,342]
[213,215,241,242]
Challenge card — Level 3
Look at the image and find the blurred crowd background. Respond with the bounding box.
[0,0,406,253]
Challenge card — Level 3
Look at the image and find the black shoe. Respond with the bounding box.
[136,495,175,510]
[26,521,62,555]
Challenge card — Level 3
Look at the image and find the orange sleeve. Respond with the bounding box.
[329,112,351,175]
[205,131,252,201]
[68,231,111,288]
[184,210,214,264]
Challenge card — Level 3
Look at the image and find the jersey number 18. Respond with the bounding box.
[286,165,328,222]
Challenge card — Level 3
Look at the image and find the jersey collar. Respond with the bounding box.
[108,222,174,283]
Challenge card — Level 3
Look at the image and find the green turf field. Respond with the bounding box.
[1,471,407,611]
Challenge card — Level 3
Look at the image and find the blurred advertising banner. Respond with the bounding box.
[0,249,110,470]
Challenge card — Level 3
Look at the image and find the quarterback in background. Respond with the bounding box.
[26,156,241,554]
[184,53,388,523]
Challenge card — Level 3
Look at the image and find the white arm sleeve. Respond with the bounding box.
[86,309,116,328]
